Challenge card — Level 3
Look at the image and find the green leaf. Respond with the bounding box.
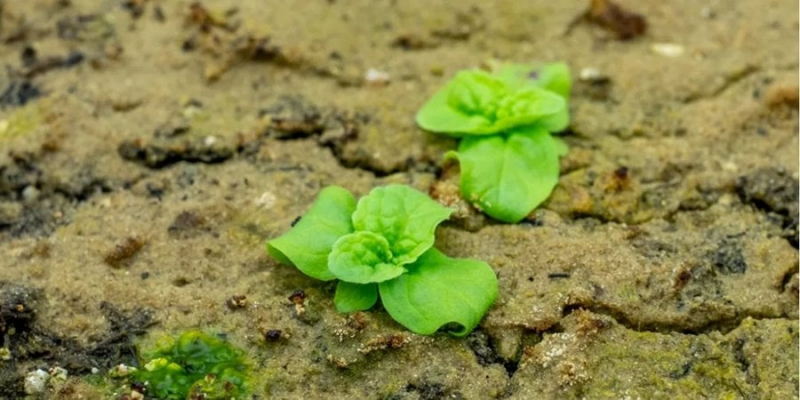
[495,62,571,132]
[379,248,498,336]
[334,281,378,313]
[536,62,571,99]
[416,70,566,137]
[328,231,406,284]
[495,62,572,99]
[453,127,562,223]
[351,185,453,265]
[266,186,356,281]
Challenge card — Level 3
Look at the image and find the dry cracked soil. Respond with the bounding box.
[0,0,797,399]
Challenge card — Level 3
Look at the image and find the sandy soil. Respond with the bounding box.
[0,0,797,399]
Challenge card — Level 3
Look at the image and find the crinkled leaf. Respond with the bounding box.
[415,70,504,135]
[352,185,452,266]
[266,186,355,281]
[328,231,406,284]
[416,70,566,137]
[378,248,498,336]
[494,62,571,132]
[495,62,571,99]
[334,281,378,313]
[451,127,562,223]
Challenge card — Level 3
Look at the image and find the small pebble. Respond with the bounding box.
[255,191,276,208]
[365,68,390,86]
[109,363,136,377]
[651,43,685,57]
[264,329,282,341]
[579,67,609,83]
[21,185,39,201]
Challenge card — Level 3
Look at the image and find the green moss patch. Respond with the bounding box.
[133,330,250,399]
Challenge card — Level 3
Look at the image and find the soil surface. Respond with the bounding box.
[0,0,797,399]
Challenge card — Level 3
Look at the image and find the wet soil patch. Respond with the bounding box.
[736,167,799,247]
[466,329,520,377]
[0,81,42,108]
[0,282,154,398]
[0,152,112,237]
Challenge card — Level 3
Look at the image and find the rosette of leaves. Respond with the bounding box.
[416,62,571,223]
[267,185,498,336]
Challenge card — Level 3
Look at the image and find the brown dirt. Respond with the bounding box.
[0,0,797,399]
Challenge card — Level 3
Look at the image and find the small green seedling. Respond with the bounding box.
[416,62,572,223]
[132,330,250,399]
[267,185,498,336]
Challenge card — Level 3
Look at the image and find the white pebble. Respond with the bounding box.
[365,68,390,86]
[24,369,50,395]
[651,43,685,57]
[254,191,276,208]
[21,185,39,201]
[579,67,607,82]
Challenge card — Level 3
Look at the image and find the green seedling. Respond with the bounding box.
[416,62,572,223]
[267,185,498,336]
[132,330,250,400]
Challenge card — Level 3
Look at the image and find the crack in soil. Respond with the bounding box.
[683,65,760,103]
[560,303,795,336]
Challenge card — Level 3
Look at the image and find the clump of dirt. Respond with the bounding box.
[0,0,796,398]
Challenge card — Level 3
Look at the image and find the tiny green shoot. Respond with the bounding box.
[416,62,572,223]
[267,185,498,336]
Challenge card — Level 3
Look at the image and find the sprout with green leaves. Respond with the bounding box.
[267,185,498,336]
[416,62,572,223]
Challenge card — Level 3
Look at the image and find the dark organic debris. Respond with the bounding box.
[118,137,234,169]
[168,210,210,238]
[736,167,799,247]
[391,33,438,50]
[122,0,146,19]
[711,239,747,275]
[0,154,112,237]
[288,289,306,305]
[0,282,41,344]
[104,236,146,268]
[186,1,235,31]
[263,329,282,342]
[0,283,41,398]
[764,83,800,108]
[568,0,647,41]
[0,284,155,398]
[226,295,247,310]
[20,47,85,78]
[0,81,42,107]
[466,330,520,376]
[395,381,464,400]
[260,96,326,139]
